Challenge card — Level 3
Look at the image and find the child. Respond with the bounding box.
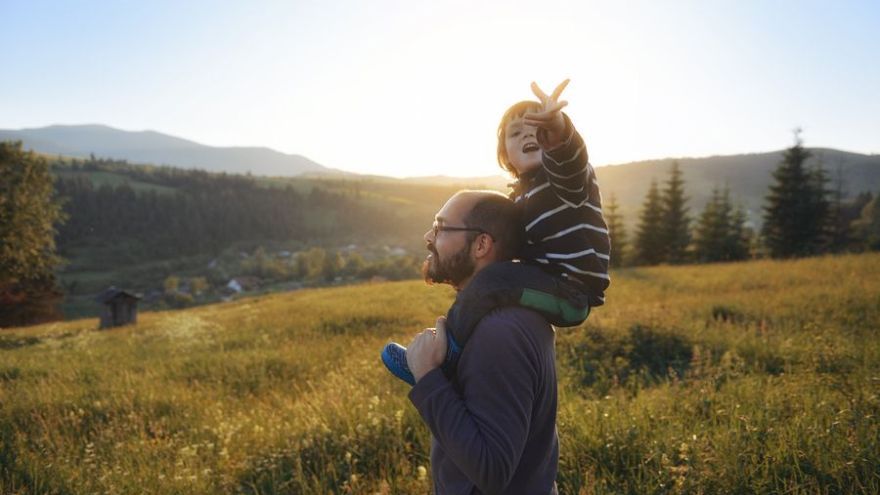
[382,79,610,385]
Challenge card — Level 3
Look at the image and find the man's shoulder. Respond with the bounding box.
[480,306,549,327]
[473,307,552,345]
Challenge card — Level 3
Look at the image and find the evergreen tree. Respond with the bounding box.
[634,179,665,265]
[0,141,66,326]
[693,187,728,262]
[853,194,880,250]
[660,161,690,263]
[761,131,829,258]
[604,193,627,268]
[693,186,750,263]
[808,158,832,251]
[826,162,851,252]
[726,203,751,261]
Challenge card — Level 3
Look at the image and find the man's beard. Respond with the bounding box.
[422,242,475,287]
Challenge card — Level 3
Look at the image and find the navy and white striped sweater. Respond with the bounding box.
[511,114,611,307]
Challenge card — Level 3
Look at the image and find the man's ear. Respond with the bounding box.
[471,233,495,260]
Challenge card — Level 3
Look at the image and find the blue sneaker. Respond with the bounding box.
[381,333,463,386]
[381,342,415,386]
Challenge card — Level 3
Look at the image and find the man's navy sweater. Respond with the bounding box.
[409,307,558,495]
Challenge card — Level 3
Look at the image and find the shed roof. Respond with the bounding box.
[96,286,143,304]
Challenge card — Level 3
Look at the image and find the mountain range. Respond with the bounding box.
[3,124,879,224]
[0,124,330,177]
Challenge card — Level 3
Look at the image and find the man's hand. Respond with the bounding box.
[523,79,570,150]
[406,316,448,383]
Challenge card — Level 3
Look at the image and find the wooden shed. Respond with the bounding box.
[96,287,142,329]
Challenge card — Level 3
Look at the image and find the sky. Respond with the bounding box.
[2,0,878,178]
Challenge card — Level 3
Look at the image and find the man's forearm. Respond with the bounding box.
[409,368,528,494]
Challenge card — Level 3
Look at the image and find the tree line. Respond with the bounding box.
[54,157,401,261]
[607,133,880,267]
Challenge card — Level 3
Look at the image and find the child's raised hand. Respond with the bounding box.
[524,79,570,148]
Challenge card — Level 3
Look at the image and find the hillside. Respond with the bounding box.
[0,125,330,176]
[594,148,880,226]
[46,151,880,319]
[1,254,878,493]
[49,160,466,318]
[4,125,879,224]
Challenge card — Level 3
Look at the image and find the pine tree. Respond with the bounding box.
[808,159,832,251]
[634,179,665,265]
[826,162,852,253]
[853,194,880,250]
[660,161,690,263]
[0,141,66,326]
[726,203,751,261]
[693,187,727,262]
[604,194,627,268]
[761,130,829,258]
[693,186,751,263]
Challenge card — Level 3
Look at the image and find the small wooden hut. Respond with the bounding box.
[96,287,142,329]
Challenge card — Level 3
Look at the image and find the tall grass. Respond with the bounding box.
[1,254,878,494]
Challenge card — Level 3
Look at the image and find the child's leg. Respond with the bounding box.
[382,261,590,386]
[445,261,590,353]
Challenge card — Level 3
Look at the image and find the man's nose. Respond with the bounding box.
[423,228,433,243]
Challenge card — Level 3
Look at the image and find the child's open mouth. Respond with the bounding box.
[522,143,540,153]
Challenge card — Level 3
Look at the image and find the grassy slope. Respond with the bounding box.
[2,254,879,494]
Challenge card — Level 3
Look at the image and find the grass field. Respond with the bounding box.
[1,254,879,494]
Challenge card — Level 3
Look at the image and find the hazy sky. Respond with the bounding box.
[3,0,878,177]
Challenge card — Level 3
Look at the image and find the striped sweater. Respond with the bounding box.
[511,114,611,307]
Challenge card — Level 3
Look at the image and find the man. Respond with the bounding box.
[407,190,559,495]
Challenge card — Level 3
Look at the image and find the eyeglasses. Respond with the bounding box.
[432,222,494,240]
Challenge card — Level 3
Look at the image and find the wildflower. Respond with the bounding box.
[417,465,427,481]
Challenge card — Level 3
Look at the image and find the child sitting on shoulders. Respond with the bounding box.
[382,79,611,385]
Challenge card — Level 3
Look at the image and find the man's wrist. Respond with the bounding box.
[409,367,447,399]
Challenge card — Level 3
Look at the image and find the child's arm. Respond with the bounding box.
[524,79,594,207]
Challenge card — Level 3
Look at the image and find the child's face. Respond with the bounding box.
[504,118,542,175]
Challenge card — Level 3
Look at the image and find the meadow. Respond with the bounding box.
[1,253,878,494]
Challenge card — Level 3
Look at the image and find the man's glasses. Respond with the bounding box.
[432,222,494,240]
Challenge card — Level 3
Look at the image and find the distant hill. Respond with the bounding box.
[3,124,878,226]
[593,149,880,227]
[0,124,331,176]
[400,150,880,227]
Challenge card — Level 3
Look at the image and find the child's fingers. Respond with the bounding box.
[523,101,568,124]
[550,79,570,102]
[530,81,549,103]
[550,100,568,112]
[525,100,568,117]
